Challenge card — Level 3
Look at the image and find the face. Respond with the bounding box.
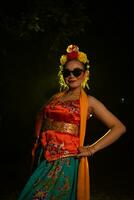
[63,60,86,89]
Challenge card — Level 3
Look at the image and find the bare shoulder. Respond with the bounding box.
[48,91,62,101]
[88,95,103,103]
[87,95,105,112]
[87,95,99,104]
[87,95,126,130]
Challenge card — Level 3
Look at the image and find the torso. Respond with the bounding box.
[41,97,80,161]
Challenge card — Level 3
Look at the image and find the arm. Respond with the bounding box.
[34,110,44,139]
[31,110,44,157]
[78,95,126,156]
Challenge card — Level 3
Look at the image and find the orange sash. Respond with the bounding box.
[77,88,90,200]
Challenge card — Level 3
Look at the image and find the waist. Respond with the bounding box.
[42,118,79,136]
[45,154,78,161]
[41,130,80,162]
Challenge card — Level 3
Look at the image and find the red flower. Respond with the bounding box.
[67,52,78,60]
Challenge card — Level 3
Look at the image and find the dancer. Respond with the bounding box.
[18,44,126,200]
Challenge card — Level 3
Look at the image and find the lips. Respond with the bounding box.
[68,79,76,83]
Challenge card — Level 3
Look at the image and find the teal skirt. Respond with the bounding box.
[18,156,79,200]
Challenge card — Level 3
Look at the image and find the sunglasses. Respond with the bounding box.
[62,68,85,78]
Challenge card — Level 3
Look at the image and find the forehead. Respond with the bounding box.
[65,60,84,70]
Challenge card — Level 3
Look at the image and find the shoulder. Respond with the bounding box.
[38,93,59,111]
[87,95,106,113]
[46,91,65,104]
[49,91,63,100]
[87,95,101,106]
[50,91,65,100]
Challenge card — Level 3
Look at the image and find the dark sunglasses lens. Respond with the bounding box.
[63,68,84,78]
[73,69,83,77]
[62,69,70,78]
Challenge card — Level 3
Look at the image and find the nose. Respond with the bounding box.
[70,72,74,77]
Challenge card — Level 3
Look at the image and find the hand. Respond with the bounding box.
[77,146,94,158]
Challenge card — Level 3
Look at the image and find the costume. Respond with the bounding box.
[18,89,90,200]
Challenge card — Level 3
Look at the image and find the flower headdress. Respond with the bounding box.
[58,44,90,91]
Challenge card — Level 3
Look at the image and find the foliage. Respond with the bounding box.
[0,0,91,47]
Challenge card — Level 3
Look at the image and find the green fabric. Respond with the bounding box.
[18,157,79,200]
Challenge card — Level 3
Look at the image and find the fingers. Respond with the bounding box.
[77,152,90,158]
[77,146,93,157]
[78,146,87,152]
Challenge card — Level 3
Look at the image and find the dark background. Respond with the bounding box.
[0,1,133,199]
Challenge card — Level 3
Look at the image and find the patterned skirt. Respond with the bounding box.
[18,156,79,200]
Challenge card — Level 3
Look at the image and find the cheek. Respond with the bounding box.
[64,77,69,83]
[77,73,85,81]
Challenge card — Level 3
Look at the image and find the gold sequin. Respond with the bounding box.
[42,118,79,136]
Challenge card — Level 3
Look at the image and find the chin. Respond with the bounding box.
[68,82,80,89]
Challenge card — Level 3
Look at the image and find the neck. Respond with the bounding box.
[67,87,82,95]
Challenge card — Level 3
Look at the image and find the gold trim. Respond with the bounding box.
[47,153,78,161]
[42,118,79,135]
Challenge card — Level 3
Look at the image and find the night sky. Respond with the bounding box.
[0,1,133,199]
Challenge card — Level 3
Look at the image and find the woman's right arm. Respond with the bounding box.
[31,110,44,157]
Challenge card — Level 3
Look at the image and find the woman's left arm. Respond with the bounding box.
[78,95,126,156]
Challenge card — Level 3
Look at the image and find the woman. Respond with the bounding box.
[18,44,126,200]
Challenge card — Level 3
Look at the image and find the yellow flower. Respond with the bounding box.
[78,52,89,64]
[60,55,67,65]
[66,44,79,53]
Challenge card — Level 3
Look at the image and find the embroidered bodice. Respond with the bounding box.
[40,97,80,161]
[44,98,80,125]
